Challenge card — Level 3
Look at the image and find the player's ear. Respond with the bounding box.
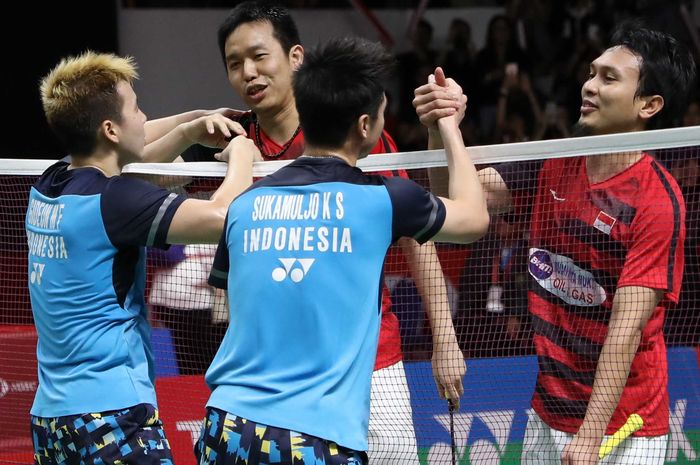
[638,94,664,122]
[100,119,120,144]
[357,113,371,140]
[289,45,304,71]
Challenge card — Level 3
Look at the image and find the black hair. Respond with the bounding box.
[609,21,697,129]
[293,37,395,148]
[217,1,301,65]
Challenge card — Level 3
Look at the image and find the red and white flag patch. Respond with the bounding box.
[593,211,616,235]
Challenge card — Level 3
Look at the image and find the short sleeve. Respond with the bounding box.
[208,214,231,290]
[618,190,685,302]
[493,160,544,194]
[384,177,446,243]
[101,176,186,249]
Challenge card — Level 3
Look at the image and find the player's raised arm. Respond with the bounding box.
[167,135,259,244]
[427,68,489,244]
[144,107,243,144]
[414,68,514,214]
[143,111,247,163]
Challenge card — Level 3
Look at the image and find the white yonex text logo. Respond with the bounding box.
[272,258,315,282]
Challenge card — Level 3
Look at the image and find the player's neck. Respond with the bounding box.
[304,145,357,166]
[256,103,300,145]
[585,151,644,184]
[68,150,122,177]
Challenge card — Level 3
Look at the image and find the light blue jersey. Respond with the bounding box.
[207,157,445,451]
[26,161,185,417]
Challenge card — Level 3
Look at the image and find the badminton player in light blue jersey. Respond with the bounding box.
[28,51,260,465]
[198,37,489,465]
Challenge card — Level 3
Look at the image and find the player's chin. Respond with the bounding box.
[571,120,594,137]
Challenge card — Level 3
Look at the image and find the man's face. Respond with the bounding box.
[578,46,648,135]
[115,81,147,163]
[223,21,300,115]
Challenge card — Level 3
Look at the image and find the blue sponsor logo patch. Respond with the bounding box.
[529,250,553,280]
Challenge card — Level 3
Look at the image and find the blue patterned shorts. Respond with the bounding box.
[31,403,173,465]
[196,407,367,465]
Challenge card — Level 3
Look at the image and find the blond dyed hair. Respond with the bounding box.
[40,51,139,156]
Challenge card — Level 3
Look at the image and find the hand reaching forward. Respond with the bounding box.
[182,112,247,150]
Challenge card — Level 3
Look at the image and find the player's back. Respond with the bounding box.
[26,161,157,417]
[207,155,444,451]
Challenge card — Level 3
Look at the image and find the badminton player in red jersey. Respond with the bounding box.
[415,24,695,465]
[178,3,465,463]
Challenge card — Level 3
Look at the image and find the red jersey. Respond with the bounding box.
[499,155,685,436]
[242,111,405,370]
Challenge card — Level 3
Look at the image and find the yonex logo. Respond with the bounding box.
[272,258,315,282]
[30,262,45,285]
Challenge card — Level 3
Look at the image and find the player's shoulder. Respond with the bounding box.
[35,160,69,189]
[641,156,685,208]
[383,175,428,200]
[103,174,170,204]
[106,173,161,190]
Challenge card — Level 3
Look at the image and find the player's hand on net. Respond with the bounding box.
[215,135,261,163]
[432,339,466,410]
[182,112,246,149]
[413,66,465,130]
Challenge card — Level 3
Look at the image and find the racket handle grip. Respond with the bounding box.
[598,414,644,459]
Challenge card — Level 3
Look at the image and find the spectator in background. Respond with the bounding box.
[495,65,543,143]
[474,14,530,142]
[534,102,572,140]
[457,214,531,358]
[394,19,439,152]
[438,18,479,145]
[439,18,476,99]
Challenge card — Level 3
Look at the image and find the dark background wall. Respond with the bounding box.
[2,4,118,159]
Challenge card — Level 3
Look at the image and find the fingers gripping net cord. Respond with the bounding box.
[1,125,700,465]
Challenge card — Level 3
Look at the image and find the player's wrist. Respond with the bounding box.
[577,420,607,439]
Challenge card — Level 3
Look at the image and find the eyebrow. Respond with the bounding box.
[590,63,620,74]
